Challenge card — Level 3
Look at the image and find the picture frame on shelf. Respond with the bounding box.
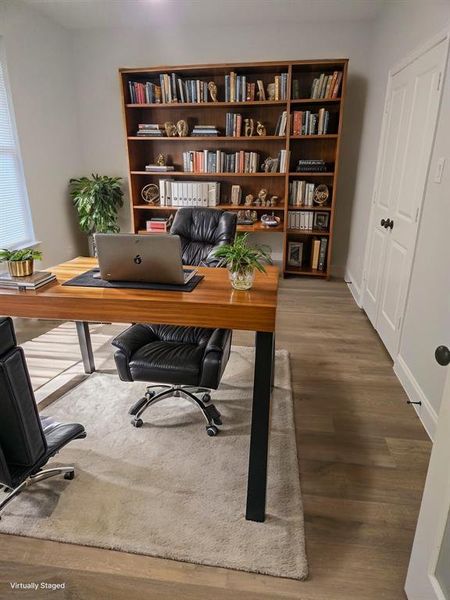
[314,211,330,231]
[287,241,303,267]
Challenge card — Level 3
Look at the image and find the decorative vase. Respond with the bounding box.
[7,259,34,277]
[228,267,255,290]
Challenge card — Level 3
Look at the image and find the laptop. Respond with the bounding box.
[94,233,198,285]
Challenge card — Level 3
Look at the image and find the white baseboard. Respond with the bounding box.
[345,269,363,308]
[394,355,437,441]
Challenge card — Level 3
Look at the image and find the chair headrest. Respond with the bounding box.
[0,318,17,358]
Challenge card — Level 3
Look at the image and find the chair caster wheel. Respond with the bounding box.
[131,418,143,428]
[64,471,75,481]
[206,425,219,437]
[202,393,211,403]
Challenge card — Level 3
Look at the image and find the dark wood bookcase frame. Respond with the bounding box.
[119,59,348,278]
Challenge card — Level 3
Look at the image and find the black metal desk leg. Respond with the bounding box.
[75,321,95,374]
[245,330,274,522]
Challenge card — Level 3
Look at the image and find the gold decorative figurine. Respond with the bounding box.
[244,118,254,137]
[244,193,254,207]
[176,119,188,137]
[164,121,177,137]
[208,81,218,102]
[266,83,276,101]
[155,153,166,166]
[256,121,266,136]
[257,188,268,206]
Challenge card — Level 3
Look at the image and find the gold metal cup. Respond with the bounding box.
[7,259,34,277]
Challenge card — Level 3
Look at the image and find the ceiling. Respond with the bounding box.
[22,0,385,30]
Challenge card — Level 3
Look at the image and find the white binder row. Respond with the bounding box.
[158,180,221,207]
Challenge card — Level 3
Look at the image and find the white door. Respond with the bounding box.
[363,37,448,358]
[405,344,450,599]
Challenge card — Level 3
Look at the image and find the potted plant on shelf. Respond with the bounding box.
[69,174,124,256]
[212,233,272,290]
[0,248,43,277]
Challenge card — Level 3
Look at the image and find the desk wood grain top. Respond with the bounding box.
[0,257,279,332]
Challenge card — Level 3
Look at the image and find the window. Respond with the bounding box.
[0,44,35,249]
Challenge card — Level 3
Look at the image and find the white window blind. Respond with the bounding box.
[0,46,35,249]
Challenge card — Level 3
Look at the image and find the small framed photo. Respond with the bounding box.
[287,241,303,267]
[313,211,330,231]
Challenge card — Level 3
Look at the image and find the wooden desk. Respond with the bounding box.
[0,257,279,522]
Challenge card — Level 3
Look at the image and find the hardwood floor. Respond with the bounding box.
[0,279,430,599]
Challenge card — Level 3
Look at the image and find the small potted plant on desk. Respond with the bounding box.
[69,174,124,256]
[212,233,272,291]
[0,248,42,277]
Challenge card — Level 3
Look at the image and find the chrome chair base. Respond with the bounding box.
[129,385,222,436]
[0,466,75,518]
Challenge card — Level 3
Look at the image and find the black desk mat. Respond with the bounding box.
[62,269,204,292]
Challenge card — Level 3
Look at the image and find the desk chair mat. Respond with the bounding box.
[62,269,204,292]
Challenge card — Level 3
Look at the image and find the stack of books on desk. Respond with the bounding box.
[0,271,56,290]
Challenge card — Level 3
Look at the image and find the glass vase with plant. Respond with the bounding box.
[212,233,272,290]
[0,248,43,277]
[69,174,124,255]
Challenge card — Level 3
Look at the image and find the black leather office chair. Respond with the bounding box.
[0,317,86,517]
[112,208,237,436]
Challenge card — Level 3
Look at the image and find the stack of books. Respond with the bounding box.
[0,271,56,290]
[158,73,210,104]
[310,72,342,99]
[296,159,331,173]
[182,150,260,173]
[292,109,330,136]
[289,180,316,206]
[191,125,220,137]
[145,164,175,172]
[158,180,221,207]
[225,113,242,137]
[136,124,163,137]
[145,217,171,233]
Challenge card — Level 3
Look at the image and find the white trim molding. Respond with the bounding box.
[394,355,438,441]
[345,269,363,308]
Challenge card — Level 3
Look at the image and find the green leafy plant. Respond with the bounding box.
[212,233,272,274]
[0,248,42,262]
[69,174,124,234]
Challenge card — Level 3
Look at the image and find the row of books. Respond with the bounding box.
[0,270,56,291]
[310,72,342,99]
[288,211,314,230]
[225,113,243,137]
[158,180,221,207]
[128,81,161,104]
[292,109,330,136]
[287,237,328,271]
[296,159,332,173]
[289,180,317,206]
[182,150,261,174]
[224,72,288,102]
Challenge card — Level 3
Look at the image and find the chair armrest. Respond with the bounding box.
[111,324,157,359]
[203,246,226,268]
[204,329,232,355]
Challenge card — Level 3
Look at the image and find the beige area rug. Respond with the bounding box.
[2,338,307,579]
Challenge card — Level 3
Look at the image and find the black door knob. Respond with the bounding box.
[435,346,450,366]
[381,219,387,227]
[387,219,394,230]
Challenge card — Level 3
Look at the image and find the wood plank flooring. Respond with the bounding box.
[0,278,431,599]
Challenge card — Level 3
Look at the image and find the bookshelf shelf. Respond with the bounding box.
[130,171,287,177]
[128,136,287,142]
[126,100,287,109]
[120,58,348,278]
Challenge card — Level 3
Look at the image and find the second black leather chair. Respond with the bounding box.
[112,208,237,436]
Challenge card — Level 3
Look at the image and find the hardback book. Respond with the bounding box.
[311,239,321,270]
[318,237,328,271]
[0,271,56,290]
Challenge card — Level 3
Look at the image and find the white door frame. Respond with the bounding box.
[360,29,450,355]
[405,366,450,599]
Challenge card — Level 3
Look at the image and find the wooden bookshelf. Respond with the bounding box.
[120,59,348,278]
